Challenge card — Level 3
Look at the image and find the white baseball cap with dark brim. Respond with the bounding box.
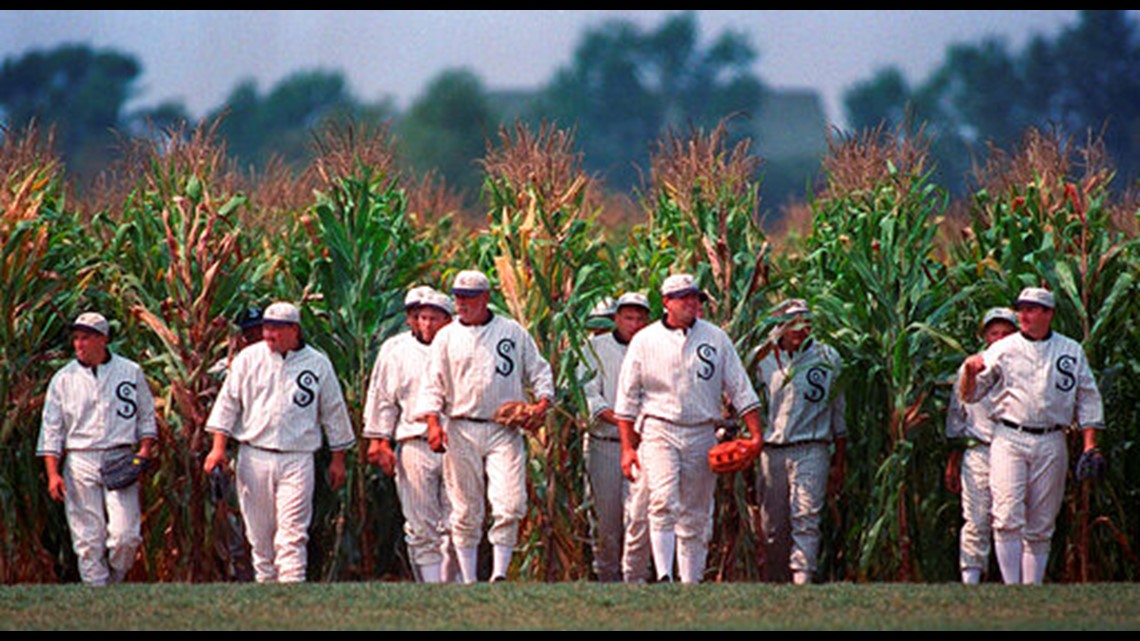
[404,285,435,310]
[661,273,701,298]
[71,312,110,337]
[1015,287,1055,310]
[420,290,455,316]
[451,270,491,296]
[615,291,651,312]
[262,301,302,325]
[981,307,1018,330]
[772,298,812,320]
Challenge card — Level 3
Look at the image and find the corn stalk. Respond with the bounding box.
[798,124,964,582]
[97,120,255,581]
[286,121,436,581]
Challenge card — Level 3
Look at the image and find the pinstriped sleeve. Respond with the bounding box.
[318,357,356,451]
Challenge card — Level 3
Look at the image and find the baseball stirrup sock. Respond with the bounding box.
[995,539,1022,585]
[961,568,982,585]
[677,552,705,584]
[418,562,442,583]
[492,544,513,581]
[1022,551,1049,585]
[456,546,479,584]
[650,529,676,581]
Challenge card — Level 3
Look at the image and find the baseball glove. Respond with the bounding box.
[493,401,533,430]
[101,450,153,490]
[708,438,759,474]
[1075,448,1107,482]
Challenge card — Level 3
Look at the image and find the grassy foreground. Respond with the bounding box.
[2,581,1138,630]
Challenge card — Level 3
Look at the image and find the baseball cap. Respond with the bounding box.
[1015,287,1055,310]
[404,285,434,310]
[451,270,491,296]
[588,297,616,319]
[615,292,650,312]
[262,301,301,325]
[236,307,264,330]
[661,273,701,298]
[980,307,1018,330]
[420,290,455,316]
[772,298,812,319]
[71,311,110,337]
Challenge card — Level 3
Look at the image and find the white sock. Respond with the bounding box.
[441,544,459,583]
[455,546,479,584]
[961,568,982,585]
[792,570,812,585]
[677,552,704,584]
[650,529,675,581]
[1022,550,1049,585]
[418,562,442,583]
[492,544,513,580]
[995,539,1022,585]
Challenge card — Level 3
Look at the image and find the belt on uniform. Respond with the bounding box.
[643,414,714,428]
[588,434,621,443]
[764,439,829,449]
[450,416,492,424]
[1000,419,1065,435]
[239,442,289,453]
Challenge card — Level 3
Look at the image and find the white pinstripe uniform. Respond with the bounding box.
[967,325,1103,584]
[579,322,651,583]
[614,316,760,583]
[945,307,1017,584]
[38,352,157,585]
[756,337,846,585]
[413,310,553,582]
[206,340,355,583]
[946,358,999,582]
[363,318,456,583]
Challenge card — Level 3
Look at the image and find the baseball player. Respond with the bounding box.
[577,291,652,582]
[363,287,458,583]
[755,299,847,585]
[960,287,1104,584]
[38,311,157,585]
[944,307,1018,584]
[203,301,356,583]
[615,273,763,584]
[414,269,554,583]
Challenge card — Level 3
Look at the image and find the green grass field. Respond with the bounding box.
[2,582,1138,630]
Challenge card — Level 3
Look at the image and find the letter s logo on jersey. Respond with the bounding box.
[115,381,138,419]
[1055,355,1077,392]
[496,338,516,377]
[696,343,717,380]
[294,370,319,407]
[803,366,828,402]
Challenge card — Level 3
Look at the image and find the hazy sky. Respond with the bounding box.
[0,10,1115,126]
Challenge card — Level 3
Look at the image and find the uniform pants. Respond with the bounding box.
[990,426,1067,579]
[758,441,829,583]
[584,433,624,582]
[959,444,993,574]
[622,443,652,583]
[396,438,453,569]
[63,449,142,586]
[640,417,716,583]
[236,446,315,584]
[443,419,527,550]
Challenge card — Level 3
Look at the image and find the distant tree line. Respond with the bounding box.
[2,10,1138,225]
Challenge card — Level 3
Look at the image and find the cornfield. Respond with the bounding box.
[1,115,1137,585]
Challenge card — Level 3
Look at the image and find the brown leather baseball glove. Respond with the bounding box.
[708,438,759,474]
[493,401,533,430]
